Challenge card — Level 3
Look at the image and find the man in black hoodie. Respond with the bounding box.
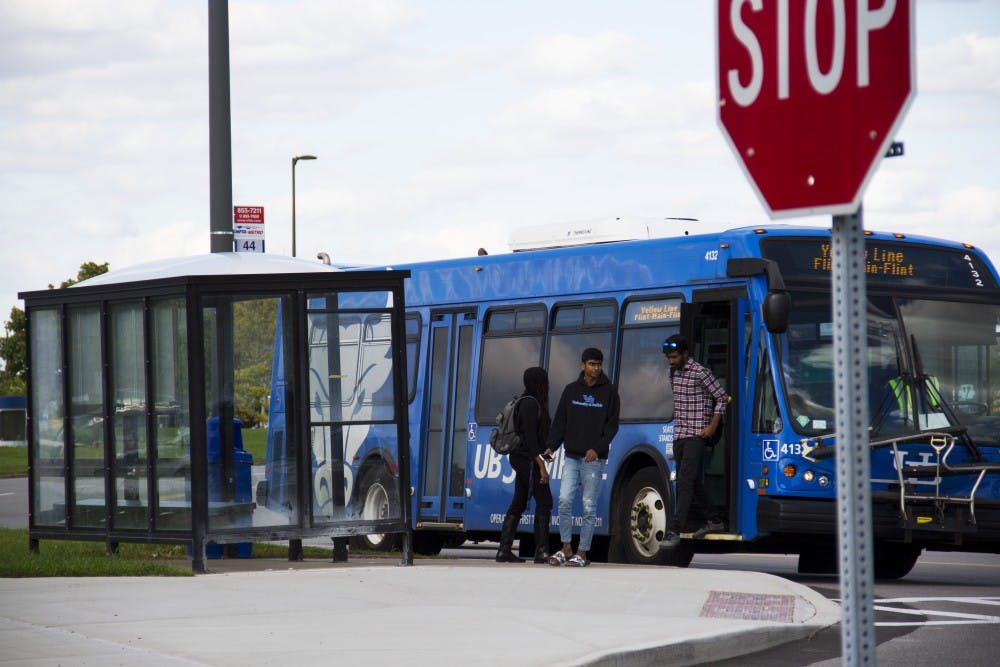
[543,348,620,567]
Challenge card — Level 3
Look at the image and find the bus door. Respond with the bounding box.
[681,291,745,533]
[418,310,475,528]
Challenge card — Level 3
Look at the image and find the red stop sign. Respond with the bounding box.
[717,0,914,217]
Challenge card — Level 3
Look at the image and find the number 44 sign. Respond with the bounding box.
[233,206,265,253]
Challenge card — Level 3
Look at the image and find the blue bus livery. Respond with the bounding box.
[264,224,1000,577]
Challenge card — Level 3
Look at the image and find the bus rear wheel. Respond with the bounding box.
[617,467,688,566]
[349,466,401,552]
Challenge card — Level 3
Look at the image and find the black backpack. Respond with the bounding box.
[489,395,538,455]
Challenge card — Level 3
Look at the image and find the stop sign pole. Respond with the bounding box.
[717,2,915,664]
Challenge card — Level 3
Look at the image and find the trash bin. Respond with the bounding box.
[199,417,253,559]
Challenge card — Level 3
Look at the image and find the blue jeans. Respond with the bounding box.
[557,456,604,552]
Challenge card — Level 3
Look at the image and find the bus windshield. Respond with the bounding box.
[779,292,1000,444]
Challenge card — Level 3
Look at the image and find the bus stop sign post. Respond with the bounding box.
[717,2,916,663]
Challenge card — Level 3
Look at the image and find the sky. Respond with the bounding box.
[1,0,998,328]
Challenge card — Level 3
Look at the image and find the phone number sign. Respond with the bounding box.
[233,206,265,253]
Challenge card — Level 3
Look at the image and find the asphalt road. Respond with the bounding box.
[697,550,1000,666]
[0,475,25,529]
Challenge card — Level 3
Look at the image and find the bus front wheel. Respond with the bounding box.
[617,467,690,566]
[874,542,922,580]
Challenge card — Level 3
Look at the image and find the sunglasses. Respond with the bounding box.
[662,341,680,350]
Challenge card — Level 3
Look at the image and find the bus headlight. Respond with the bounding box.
[817,475,830,487]
[803,470,815,482]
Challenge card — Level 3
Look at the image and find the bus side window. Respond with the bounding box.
[617,324,675,421]
[617,298,682,422]
[405,313,420,403]
[475,305,546,425]
[752,336,781,434]
[546,300,617,416]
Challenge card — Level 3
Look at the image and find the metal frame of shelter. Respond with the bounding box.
[19,264,412,573]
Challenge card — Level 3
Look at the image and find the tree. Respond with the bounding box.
[48,261,110,289]
[0,307,26,395]
[0,261,110,396]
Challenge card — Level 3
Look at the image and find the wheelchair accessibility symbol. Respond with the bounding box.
[762,440,779,462]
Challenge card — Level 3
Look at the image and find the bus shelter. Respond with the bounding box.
[18,253,412,573]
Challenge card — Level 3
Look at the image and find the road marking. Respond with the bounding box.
[872,596,1000,627]
[0,492,15,497]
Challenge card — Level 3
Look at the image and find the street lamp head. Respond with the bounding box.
[291,155,317,258]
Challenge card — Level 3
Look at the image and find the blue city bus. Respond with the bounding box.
[264,224,1000,577]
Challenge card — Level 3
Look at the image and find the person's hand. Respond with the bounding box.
[538,464,549,484]
[699,425,716,439]
[584,449,598,462]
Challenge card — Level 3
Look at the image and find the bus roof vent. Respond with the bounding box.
[508,217,697,252]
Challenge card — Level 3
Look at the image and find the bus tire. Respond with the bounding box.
[413,532,444,556]
[798,544,837,574]
[617,467,674,566]
[348,466,401,552]
[874,542,922,580]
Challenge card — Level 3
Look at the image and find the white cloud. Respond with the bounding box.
[920,33,1000,96]
[518,32,644,80]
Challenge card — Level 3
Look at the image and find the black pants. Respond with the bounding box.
[669,436,716,532]
[506,451,553,518]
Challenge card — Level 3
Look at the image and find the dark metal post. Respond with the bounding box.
[208,0,233,253]
[187,289,209,574]
[392,285,414,566]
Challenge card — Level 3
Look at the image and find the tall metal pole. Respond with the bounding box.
[832,207,876,665]
[208,0,233,253]
[291,155,316,258]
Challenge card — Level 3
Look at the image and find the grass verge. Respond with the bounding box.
[0,446,27,477]
[0,529,396,577]
[0,528,192,577]
[241,428,266,463]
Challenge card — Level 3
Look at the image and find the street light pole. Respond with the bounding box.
[291,154,317,257]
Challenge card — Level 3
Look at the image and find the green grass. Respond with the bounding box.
[241,428,266,463]
[0,528,394,577]
[0,528,192,577]
[0,446,27,477]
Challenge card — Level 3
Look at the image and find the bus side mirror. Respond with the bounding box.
[763,291,790,334]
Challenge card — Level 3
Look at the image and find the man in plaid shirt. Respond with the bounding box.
[660,334,728,550]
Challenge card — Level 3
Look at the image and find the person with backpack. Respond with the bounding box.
[659,334,728,551]
[496,366,553,563]
[543,348,620,567]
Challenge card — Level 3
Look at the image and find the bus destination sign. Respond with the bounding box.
[761,239,996,289]
[625,298,682,325]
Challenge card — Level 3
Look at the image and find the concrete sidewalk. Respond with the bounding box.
[0,557,840,667]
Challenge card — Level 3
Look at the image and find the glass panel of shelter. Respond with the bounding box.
[204,295,296,532]
[150,298,192,530]
[110,301,148,530]
[30,308,64,527]
[306,292,401,528]
[68,305,105,528]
